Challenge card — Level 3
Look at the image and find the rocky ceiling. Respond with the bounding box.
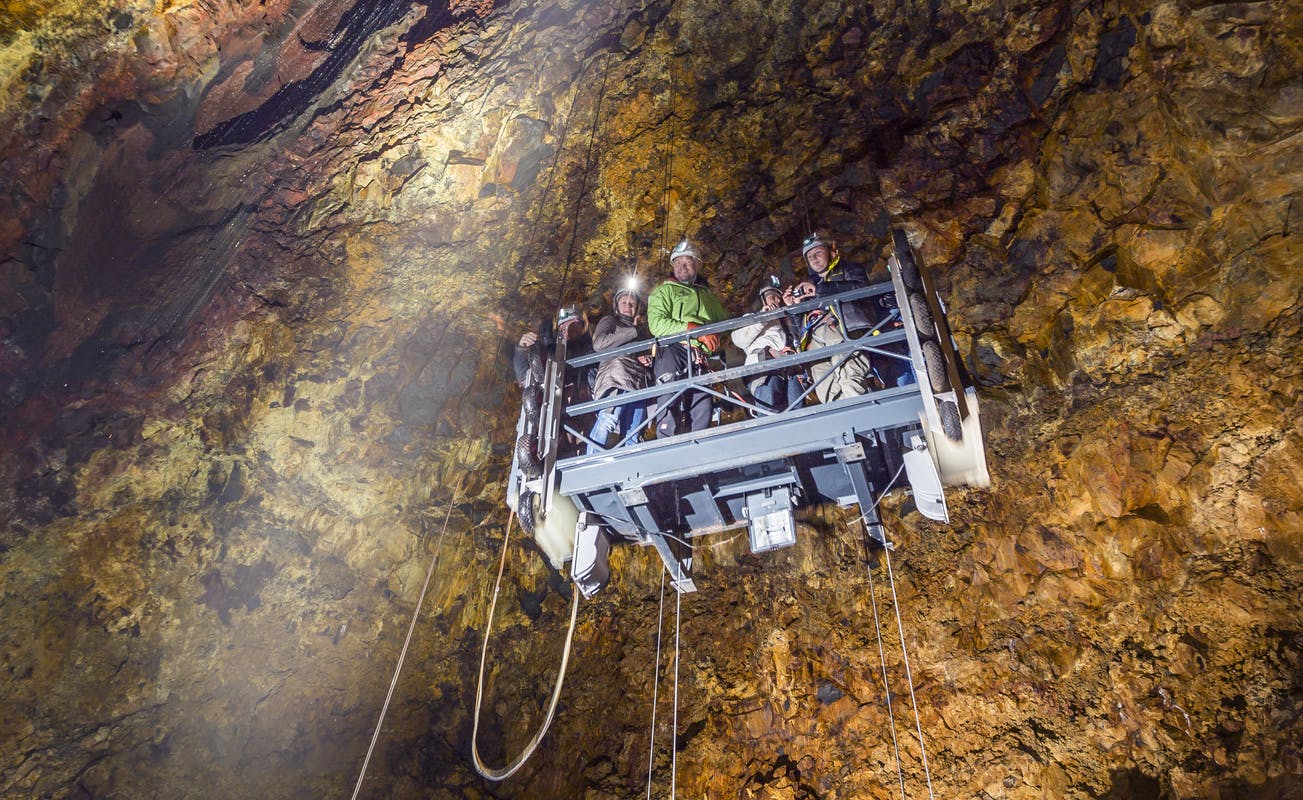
[1,0,1300,798]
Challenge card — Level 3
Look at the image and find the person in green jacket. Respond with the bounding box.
[647,238,731,436]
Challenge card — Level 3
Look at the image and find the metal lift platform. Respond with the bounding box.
[508,231,989,595]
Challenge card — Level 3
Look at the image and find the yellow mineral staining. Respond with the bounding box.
[1,1,1300,798]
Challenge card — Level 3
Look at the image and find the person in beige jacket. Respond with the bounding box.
[731,282,805,412]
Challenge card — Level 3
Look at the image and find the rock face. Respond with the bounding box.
[0,1,1299,798]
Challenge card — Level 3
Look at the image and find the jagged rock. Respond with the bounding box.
[0,1,1299,799]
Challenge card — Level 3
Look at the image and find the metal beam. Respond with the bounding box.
[566,329,909,417]
[565,283,898,369]
[838,446,888,547]
[557,387,926,496]
[626,499,696,593]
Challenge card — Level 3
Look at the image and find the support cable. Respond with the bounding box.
[553,2,622,310]
[471,512,582,781]
[801,185,812,238]
[645,569,667,800]
[882,538,936,800]
[657,0,685,259]
[864,539,908,800]
[511,56,593,292]
[659,58,675,256]
[855,462,908,799]
[350,479,465,800]
[670,585,683,800]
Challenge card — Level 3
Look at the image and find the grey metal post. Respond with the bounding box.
[622,487,697,593]
[837,443,888,547]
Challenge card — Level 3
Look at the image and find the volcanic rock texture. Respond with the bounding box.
[1,0,1299,798]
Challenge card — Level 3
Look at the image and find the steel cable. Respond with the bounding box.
[882,539,936,800]
[553,9,620,311]
[670,585,682,800]
[856,462,909,799]
[864,542,908,800]
[349,477,465,800]
[645,568,667,800]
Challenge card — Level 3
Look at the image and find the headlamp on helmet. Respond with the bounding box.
[556,305,581,327]
[613,274,644,307]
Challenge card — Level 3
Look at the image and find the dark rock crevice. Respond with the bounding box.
[195,1,465,150]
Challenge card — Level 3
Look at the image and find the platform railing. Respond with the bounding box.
[556,283,915,457]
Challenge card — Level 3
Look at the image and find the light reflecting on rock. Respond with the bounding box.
[0,1,1299,798]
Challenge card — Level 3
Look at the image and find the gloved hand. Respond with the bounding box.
[685,322,720,354]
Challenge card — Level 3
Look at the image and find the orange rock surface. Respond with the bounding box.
[0,1,1298,798]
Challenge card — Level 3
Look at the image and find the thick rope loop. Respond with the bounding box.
[472,512,581,781]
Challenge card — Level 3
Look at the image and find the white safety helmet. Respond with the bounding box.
[613,287,642,310]
[669,238,702,265]
[801,231,832,258]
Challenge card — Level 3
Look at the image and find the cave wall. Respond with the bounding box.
[0,1,1299,798]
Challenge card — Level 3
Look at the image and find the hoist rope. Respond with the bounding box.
[800,185,812,239]
[882,538,936,800]
[657,0,684,258]
[855,461,908,800]
[659,59,675,255]
[471,512,582,781]
[670,584,682,800]
[554,1,623,309]
[864,538,907,800]
[858,459,936,800]
[515,0,626,308]
[645,569,667,800]
[512,58,590,292]
[349,478,465,800]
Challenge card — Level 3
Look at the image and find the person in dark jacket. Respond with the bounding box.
[783,232,878,402]
[647,238,731,436]
[515,305,594,458]
[785,231,876,331]
[513,306,595,461]
[512,305,593,388]
[587,284,652,452]
[793,231,914,387]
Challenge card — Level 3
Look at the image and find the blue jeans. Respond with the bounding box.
[752,373,805,412]
[587,392,648,454]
